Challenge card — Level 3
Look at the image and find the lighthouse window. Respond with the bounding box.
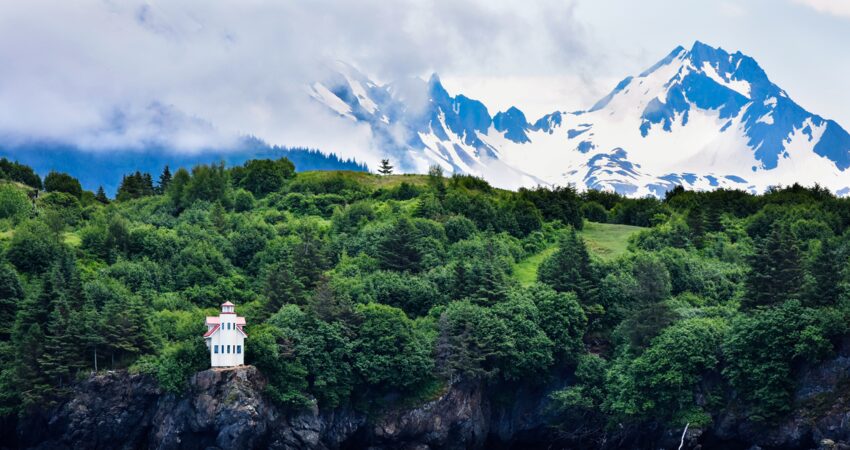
[214,345,218,354]
[237,345,242,354]
[227,345,231,353]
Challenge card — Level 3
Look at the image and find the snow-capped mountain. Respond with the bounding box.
[310,42,850,196]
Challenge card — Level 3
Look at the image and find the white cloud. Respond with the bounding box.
[440,75,617,120]
[792,0,850,18]
[0,0,589,164]
[719,2,748,18]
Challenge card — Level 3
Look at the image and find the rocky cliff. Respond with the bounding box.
[10,354,850,450]
[12,366,550,450]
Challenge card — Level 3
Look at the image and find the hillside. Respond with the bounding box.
[514,221,644,286]
[1,158,850,449]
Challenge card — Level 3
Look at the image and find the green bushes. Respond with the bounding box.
[722,301,845,421]
[605,317,727,425]
[3,155,850,432]
[0,185,32,221]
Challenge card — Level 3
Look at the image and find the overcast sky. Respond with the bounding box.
[0,0,848,161]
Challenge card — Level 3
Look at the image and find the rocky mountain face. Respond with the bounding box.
[9,347,850,450]
[311,42,850,196]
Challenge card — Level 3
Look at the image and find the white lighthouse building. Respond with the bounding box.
[204,301,247,367]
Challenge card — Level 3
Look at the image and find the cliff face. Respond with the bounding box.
[12,354,850,450]
[14,366,528,450]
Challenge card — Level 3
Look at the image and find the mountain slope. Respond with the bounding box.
[312,43,850,196]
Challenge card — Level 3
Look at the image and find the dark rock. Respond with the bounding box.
[18,349,850,449]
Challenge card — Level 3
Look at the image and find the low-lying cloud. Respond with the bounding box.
[0,0,589,165]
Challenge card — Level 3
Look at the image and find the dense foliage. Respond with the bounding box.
[0,157,848,436]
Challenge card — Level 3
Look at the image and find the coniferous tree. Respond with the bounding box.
[804,238,845,307]
[705,203,722,233]
[686,204,706,248]
[14,323,49,410]
[101,290,141,368]
[95,186,109,204]
[377,159,394,175]
[157,165,172,194]
[40,295,80,388]
[0,264,24,340]
[116,171,155,201]
[142,173,155,195]
[538,229,598,305]
[743,226,804,309]
[264,260,307,310]
[377,218,421,272]
[79,296,103,372]
[211,202,228,233]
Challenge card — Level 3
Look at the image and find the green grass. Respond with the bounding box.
[296,170,432,189]
[580,221,644,261]
[514,245,557,286]
[513,221,645,286]
[0,229,81,247]
[63,232,81,247]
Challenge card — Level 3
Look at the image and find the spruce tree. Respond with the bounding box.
[95,186,109,204]
[264,260,306,310]
[116,171,155,201]
[377,159,394,175]
[101,290,138,368]
[704,203,722,233]
[377,218,421,272]
[0,264,24,340]
[804,238,845,307]
[686,204,706,248]
[211,201,228,233]
[40,296,80,388]
[743,226,804,309]
[14,323,49,410]
[79,296,103,372]
[158,165,172,194]
[538,229,598,305]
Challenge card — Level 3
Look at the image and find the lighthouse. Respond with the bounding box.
[204,301,247,367]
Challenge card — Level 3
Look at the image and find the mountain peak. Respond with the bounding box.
[309,47,850,197]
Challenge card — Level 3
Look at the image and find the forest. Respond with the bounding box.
[0,155,848,436]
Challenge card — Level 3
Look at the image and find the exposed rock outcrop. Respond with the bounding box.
[13,349,850,450]
[13,367,514,450]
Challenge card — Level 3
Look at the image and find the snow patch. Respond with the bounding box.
[701,62,751,98]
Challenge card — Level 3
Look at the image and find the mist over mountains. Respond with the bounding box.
[2,41,849,197]
[311,41,850,196]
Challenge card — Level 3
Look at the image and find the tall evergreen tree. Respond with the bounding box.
[79,296,103,372]
[704,203,722,233]
[743,226,804,309]
[157,165,172,194]
[538,229,598,305]
[804,238,845,307]
[377,159,394,175]
[14,323,50,410]
[0,264,24,340]
[686,204,706,248]
[377,218,421,272]
[116,171,155,201]
[40,295,80,388]
[100,288,152,368]
[95,186,110,204]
